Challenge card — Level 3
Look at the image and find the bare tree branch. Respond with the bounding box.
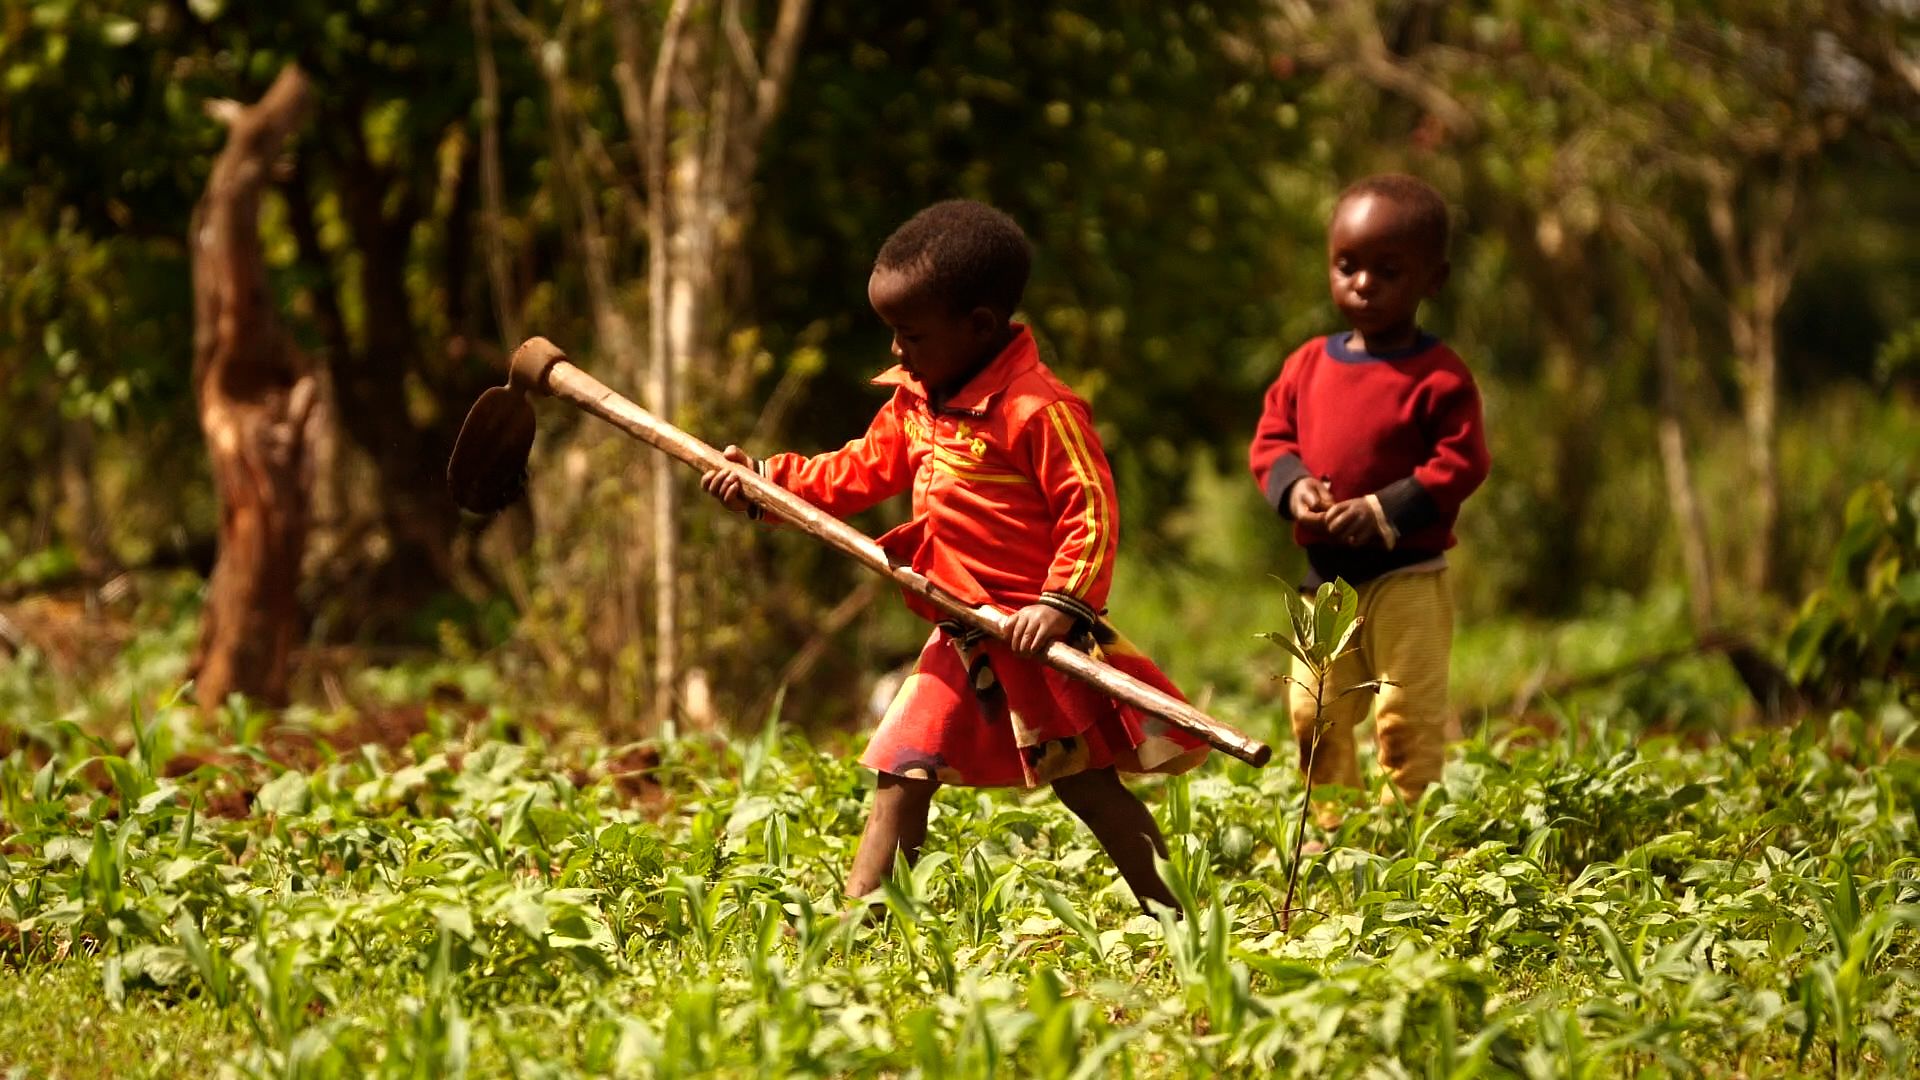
[723,0,763,91]
[489,0,548,59]
[648,0,695,206]
[1290,2,1476,139]
[1892,45,1920,98]
[610,0,655,186]
[705,60,735,200]
[753,0,812,136]
[582,133,651,238]
[471,0,521,346]
[203,98,244,126]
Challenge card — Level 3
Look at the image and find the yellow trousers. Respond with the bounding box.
[1287,569,1453,803]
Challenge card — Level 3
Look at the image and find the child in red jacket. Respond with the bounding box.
[703,200,1206,912]
[1248,174,1491,805]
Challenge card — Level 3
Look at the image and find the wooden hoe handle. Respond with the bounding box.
[509,337,1273,767]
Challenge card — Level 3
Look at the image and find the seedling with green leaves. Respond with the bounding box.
[1261,578,1391,931]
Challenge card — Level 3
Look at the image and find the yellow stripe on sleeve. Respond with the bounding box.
[1056,405,1112,595]
[1043,402,1111,597]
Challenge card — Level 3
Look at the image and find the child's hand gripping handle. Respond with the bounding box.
[507,337,1274,768]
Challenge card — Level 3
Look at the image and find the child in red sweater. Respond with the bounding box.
[1248,174,1491,804]
[703,200,1206,911]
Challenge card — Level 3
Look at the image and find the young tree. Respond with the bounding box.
[493,0,811,726]
[188,67,318,709]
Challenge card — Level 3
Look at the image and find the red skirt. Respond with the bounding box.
[862,619,1210,788]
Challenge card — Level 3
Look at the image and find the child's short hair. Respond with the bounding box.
[1334,174,1450,259]
[875,199,1032,319]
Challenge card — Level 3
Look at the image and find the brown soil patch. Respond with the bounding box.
[7,608,671,820]
[260,703,441,770]
[564,744,668,813]
[0,594,136,678]
[605,745,666,808]
[155,702,471,817]
[198,782,255,820]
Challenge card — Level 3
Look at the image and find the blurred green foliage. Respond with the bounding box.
[1785,482,1920,714]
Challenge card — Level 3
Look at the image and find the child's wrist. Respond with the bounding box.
[1363,493,1397,549]
[1036,591,1098,628]
[744,456,767,519]
[1284,482,1312,519]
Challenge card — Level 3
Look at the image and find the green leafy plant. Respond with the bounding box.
[1784,482,1920,713]
[1261,579,1388,931]
[3,675,1919,1076]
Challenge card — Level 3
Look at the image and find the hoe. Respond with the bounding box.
[448,337,1272,767]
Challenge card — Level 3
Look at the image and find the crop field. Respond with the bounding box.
[2,684,1916,1078]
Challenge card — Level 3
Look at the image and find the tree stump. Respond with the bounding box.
[187,66,316,710]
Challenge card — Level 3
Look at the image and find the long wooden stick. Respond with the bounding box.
[508,337,1272,767]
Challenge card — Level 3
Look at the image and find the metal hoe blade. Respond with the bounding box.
[447,385,536,515]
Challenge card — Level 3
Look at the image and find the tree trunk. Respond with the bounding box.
[1708,171,1797,595]
[471,0,522,347]
[645,0,811,726]
[1653,293,1716,631]
[643,0,695,730]
[187,66,316,710]
[272,83,485,632]
[508,0,810,728]
[1473,195,1606,615]
[518,13,651,729]
[648,155,732,728]
[335,147,465,614]
[1741,313,1780,593]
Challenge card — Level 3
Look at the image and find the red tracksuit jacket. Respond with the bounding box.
[761,324,1116,628]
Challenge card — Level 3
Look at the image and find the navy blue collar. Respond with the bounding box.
[1326,330,1440,363]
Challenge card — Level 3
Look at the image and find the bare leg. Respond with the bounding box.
[1051,767,1180,915]
[845,773,941,898]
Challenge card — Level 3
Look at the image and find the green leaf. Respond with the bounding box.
[1582,915,1640,986]
[1329,611,1364,663]
[430,904,475,942]
[1312,581,1342,655]
[1895,571,1920,606]
[254,770,310,816]
[503,892,549,940]
[725,795,777,837]
[1038,880,1105,961]
[1334,679,1388,700]
[1259,629,1313,671]
[119,944,191,988]
[134,783,179,816]
[174,910,226,1004]
[45,835,91,865]
[1668,783,1707,810]
[1285,589,1315,653]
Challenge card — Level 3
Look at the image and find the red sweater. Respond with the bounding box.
[1248,332,1491,586]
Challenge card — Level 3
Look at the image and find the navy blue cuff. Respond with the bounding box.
[1263,454,1311,518]
[1037,591,1100,629]
[1376,476,1438,534]
[745,457,767,521]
